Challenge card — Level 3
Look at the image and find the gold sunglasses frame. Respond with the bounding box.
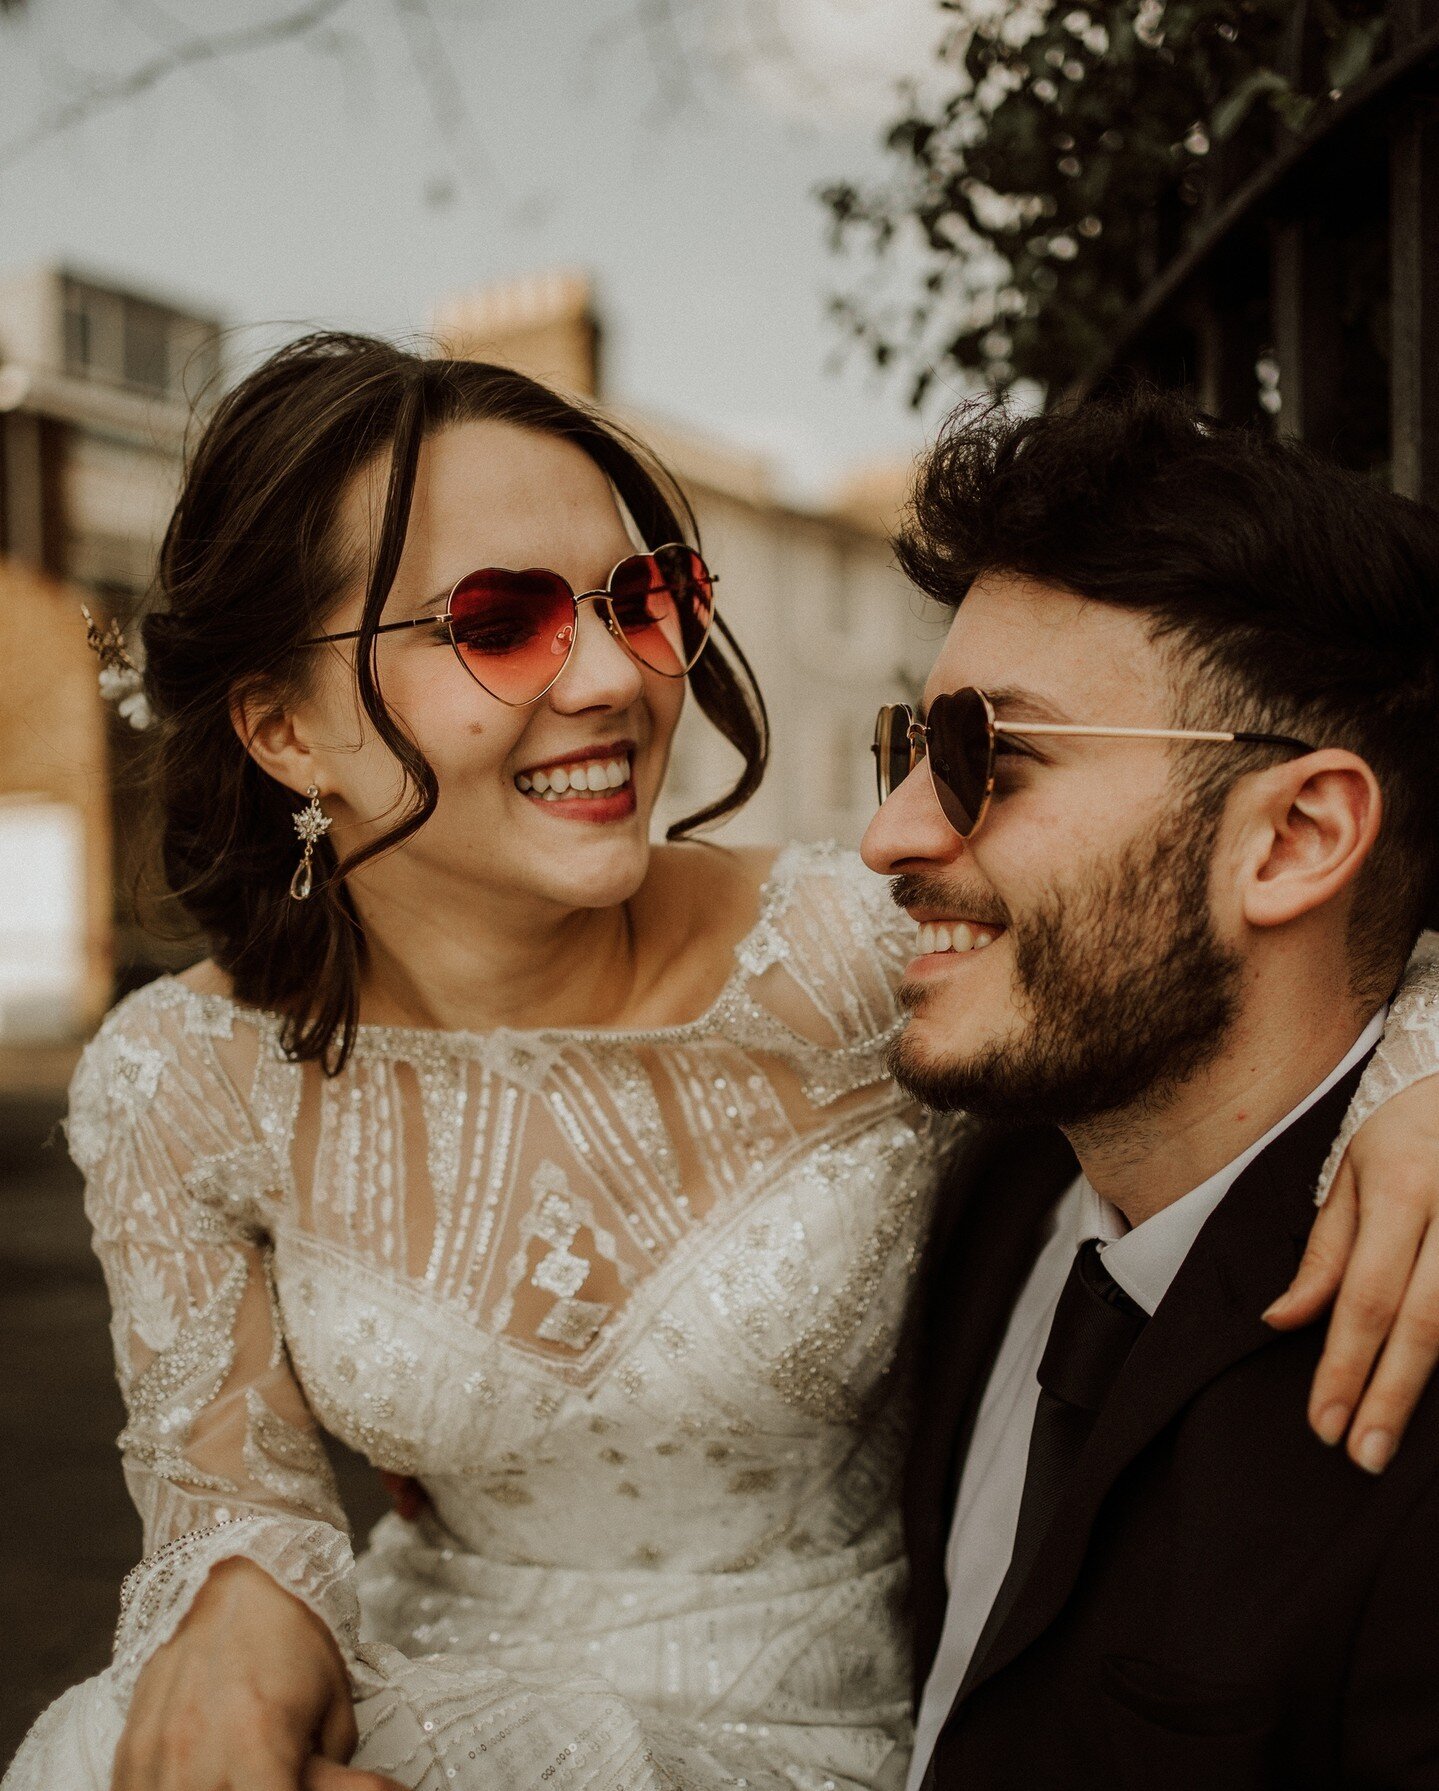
[302,543,717,707]
[873,689,1316,839]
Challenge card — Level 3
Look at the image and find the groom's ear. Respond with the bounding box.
[1235,749,1382,932]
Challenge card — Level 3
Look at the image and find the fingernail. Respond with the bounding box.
[1356,1430,1393,1474]
[1261,1296,1288,1323]
[1314,1403,1348,1446]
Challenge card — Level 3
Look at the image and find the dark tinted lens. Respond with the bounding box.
[608,546,714,676]
[927,688,994,836]
[873,705,915,803]
[448,569,576,703]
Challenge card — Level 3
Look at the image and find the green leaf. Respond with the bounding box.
[1211,66,1290,141]
[1325,19,1384,93]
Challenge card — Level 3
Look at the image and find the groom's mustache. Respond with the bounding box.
[889,874,1012,935]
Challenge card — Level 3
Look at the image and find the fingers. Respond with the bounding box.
[116,1738,309,1791]
[303,1759,408,1791]
[1343,1221,1439,1473]
[316,1691,359,1764]
[1265,1161,1357,1331]
[1305,1179,1428,1453]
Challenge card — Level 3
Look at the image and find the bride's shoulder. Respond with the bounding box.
[746,839,901,945]
[66,965,262,1175]
[174,957,235,998]
[662,840,909,1046]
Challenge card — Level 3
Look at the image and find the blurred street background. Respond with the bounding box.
[3,0,1438,1764]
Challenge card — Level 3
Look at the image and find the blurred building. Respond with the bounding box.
[431,272,939,848]
[0,268,220,1066]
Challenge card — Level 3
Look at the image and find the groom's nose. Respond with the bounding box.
[860,758,964,876]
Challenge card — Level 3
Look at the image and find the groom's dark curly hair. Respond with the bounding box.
[895,383,1439,998]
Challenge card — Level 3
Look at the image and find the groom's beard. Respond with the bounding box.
[888,800,1243,1130]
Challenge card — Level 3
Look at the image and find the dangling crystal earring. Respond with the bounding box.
[289,786,332,902]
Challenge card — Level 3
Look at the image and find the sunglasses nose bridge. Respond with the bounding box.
[571,588,624,641]
[548,592,648,700]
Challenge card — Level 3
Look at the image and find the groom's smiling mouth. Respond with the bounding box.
[907,913,1008,959]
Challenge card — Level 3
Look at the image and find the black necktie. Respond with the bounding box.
[961,1239,1148,1692]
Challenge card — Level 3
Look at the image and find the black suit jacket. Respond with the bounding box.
[905,1066,1439,1790]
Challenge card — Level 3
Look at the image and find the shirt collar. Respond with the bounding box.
[1080,1006,1388,1317]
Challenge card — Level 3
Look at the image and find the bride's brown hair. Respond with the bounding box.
[139,331,769,1072]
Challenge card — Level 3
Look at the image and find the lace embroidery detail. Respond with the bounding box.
[242,1389,348,1527]
[117,1253,246,1422]
[111,1516,359,1696]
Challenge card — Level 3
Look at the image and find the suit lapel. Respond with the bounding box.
[954,1059,1370,1707]
[905,1124,1079,1688]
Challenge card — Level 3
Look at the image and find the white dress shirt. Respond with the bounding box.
[904,1006,1387,1791]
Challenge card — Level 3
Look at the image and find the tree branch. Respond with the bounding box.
[0,0,354,176]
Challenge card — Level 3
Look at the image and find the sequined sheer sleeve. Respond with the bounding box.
[1317,933,1439,1202]
[65,989,360,1696]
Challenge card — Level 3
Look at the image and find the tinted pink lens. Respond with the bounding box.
[607,546,714,676]
[447,569,576,702]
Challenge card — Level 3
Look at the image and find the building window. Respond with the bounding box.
[62,299,91,374]
[58,276,218,400]
[123,301,171,395]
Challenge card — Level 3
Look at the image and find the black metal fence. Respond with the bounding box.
[1075,0,1439,509]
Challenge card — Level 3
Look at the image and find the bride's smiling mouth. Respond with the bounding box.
[513,741,638,822]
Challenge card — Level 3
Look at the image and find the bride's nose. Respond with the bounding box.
[549,599,645,713]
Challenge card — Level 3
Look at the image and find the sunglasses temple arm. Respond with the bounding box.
[994,721,1246,745]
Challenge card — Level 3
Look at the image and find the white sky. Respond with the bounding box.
[0,0,961,494]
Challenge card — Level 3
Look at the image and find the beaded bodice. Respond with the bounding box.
[67,843,947,1622]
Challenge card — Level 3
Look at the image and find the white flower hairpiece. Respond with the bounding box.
[82,605,155,732]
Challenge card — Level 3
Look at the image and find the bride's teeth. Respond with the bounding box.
[517,753,634,799]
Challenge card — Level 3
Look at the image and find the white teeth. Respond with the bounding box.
[516,754,633,799]
[915,920,1001,956]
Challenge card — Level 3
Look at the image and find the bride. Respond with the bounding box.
[8,334,1439,1791]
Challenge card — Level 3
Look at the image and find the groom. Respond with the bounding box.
[861,388,1439,1788]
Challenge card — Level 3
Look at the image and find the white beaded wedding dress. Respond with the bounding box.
[6,844,1437,1791]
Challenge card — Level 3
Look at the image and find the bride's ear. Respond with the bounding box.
[230,682,319,801]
